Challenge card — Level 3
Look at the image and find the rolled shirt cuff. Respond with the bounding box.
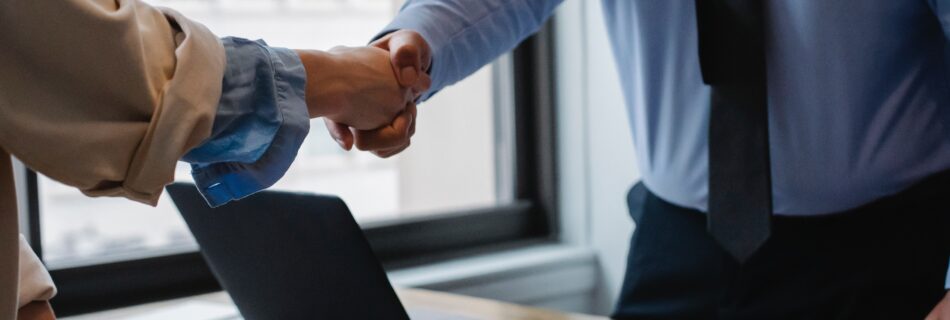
[189,41,310,207]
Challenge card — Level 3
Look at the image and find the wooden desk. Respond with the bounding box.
[398,288,609,320]
[64,288,609,320]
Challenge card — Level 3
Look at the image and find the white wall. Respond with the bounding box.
[555,0,640,315]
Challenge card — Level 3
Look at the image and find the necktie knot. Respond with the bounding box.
[695,0,766,85]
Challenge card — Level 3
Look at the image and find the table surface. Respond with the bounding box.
[397,288,609,320]
[63,288,609,320]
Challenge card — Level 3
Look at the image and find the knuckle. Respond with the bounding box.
[398,44,419,55]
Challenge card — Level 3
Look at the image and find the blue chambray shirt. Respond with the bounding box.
[182,37,309,207]
[380,0,950,288]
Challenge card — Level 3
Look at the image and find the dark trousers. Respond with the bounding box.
[612,174,950,320]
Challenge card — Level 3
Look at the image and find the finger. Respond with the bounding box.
[324,118,354,151]
[408,104,418,137]
[373,104,415,157]
[391,47,420,87]
[353,106,415,151]
[372,136,412,158]
[411,73,433,98]
[369,32,393,50]
[407,31,433,70]
[374,141,411,159]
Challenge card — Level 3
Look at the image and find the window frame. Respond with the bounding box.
[25,22,558,316]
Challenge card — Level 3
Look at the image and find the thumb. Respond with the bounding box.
[387,31,432,87]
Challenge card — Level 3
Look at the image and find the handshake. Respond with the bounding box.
[294,30,431,158]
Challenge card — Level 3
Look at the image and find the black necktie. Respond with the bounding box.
[695,0,772,262]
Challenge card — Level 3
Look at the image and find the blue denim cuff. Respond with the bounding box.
[188,38,310,207]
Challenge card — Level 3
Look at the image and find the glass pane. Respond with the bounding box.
[39,0,512,268]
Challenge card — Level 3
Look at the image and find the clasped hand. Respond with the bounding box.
[296,30,431,158]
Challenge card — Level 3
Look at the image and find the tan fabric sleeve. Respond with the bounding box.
[16,236,54,309]
[0,152,20,320]
[0,0,227,205]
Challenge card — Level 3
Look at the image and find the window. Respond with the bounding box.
[21,0,557,316]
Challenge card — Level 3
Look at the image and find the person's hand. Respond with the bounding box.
[324,30,432,158]
[295,46,413,131]
[372,29,433,96]
[926,291,950,320]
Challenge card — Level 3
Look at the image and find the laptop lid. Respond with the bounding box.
[166,183,410,320]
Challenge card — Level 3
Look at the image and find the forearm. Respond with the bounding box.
[380,0,563,100]
[184,41,407,206]
[295,50,341,118]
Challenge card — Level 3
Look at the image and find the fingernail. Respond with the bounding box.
[401,67,417,83]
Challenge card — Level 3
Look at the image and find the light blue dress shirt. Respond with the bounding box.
[381,0,950,287]
[183,37,310,207]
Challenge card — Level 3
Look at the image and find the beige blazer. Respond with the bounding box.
[0,0,226,318]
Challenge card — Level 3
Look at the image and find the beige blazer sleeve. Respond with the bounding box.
[0,0,226,204]
[0,0,227,317]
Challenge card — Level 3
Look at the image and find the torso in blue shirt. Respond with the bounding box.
[387,0,950,216]
[602,0,950,215]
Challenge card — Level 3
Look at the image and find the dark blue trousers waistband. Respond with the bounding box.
[612,170,950,320]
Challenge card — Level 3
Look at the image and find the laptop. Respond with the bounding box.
[166,183,410,320]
